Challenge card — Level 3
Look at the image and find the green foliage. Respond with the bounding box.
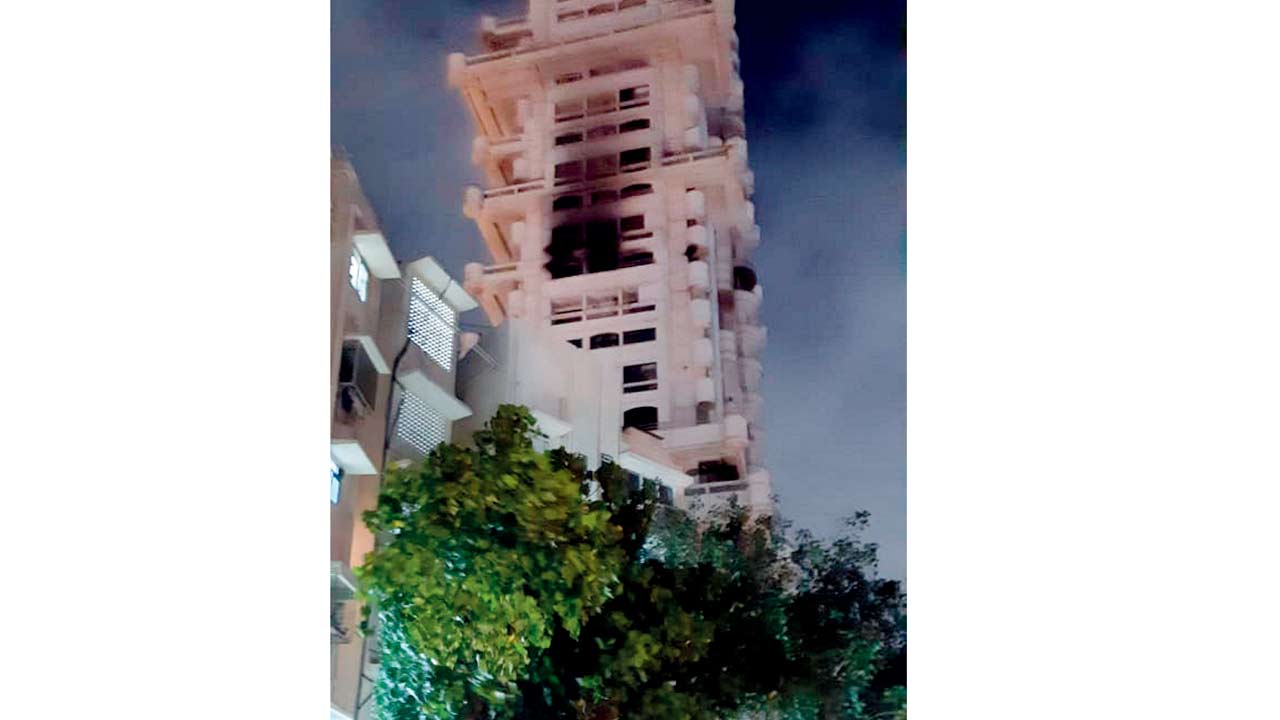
[358,405,905,720]
[358,405,625,719]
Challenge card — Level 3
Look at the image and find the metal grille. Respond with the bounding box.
[408,278,456,372]
[396,390,448,456]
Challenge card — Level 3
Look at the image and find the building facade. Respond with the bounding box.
[448,0,770,513]
[330,152,477,720]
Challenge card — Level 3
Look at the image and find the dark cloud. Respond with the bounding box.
[332,0,906,580]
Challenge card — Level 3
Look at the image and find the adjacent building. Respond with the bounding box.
[448,0,770,513]
[330,151,477,720]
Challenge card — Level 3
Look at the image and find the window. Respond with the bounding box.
[555,72,583,85]
[586,92,615,115]
[621,287,655,314]
[348,250,369,302]
[330,458,343,504]
[620,215,646,233]
[619,183,652,198]
[338,340,379,414]
[623,362,658,393]
[395,390,448,456]
[585,290,621,318]
[658,484,674,505]
[696,401,715,424]
[408,278,457,371]
[619,250,654,268]
[590,332,620,349]
[567,338,583,347]
[623,327,656,344]
[619,118,651,133]
[619,0,646,10]
[587,124,618,140]
[619,85,650,107]
[586,154,618,180]
[588,3,614,16]
[623,405,658,431]
[554,160,583,184]
[591,189,618,205]
[555,132,583,146]
[619,147,651,170]
[553,193,583,211]
[555,99,585,122]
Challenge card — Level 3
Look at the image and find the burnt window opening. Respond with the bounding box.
[733,265,758,292]
[619,118,651,133]
[567,338,583,347]
[619,215,645,233]
[620,183,652,198]
[689,459,740,484]
[623,406,659,432]
[555,132,584,146]
[623,328,656,344]
[590,332,620,349]
[553,194,584,211]
[619,147,651,169]
[586,155,619,180]
[619,251,654,268]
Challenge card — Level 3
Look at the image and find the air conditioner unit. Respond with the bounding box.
[338,340,379,417]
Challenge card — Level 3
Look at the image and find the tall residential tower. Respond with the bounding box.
[449,0,769,513]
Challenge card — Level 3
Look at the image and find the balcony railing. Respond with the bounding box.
[684,480,749,497]
[660,144,729,167]
[483,178,546,199]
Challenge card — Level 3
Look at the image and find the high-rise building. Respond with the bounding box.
[330,151,477,720]
[448,0,769,513]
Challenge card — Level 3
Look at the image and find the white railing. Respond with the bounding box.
[661,144,729,167]
[483,178,546,199]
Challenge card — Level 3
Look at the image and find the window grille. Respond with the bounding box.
[395,390,448,456]
[408,278,456,372]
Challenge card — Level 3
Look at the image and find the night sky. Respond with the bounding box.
[332,0,906,580]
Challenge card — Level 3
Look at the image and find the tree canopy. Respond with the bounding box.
[357,405,905,720]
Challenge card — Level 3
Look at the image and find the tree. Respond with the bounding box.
[357,406,625,719]
[359,406,906,720]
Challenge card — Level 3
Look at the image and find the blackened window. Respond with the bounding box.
[590,332,620,349]
[585,220,619,273]
[619,147,650,167]
[623,328,656,344]
[619,183,652,198]
[620,215,645,233]
[553,194,583,211]
[619,118,651,133]
[623,406,659,431]
[555,132,584,146]
[567,338,583,347]
[591,189,618,205]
